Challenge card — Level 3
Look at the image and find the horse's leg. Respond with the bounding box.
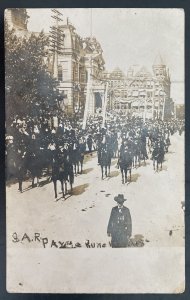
[61,180,65,198]
[77,162,79,174]
[37,176,39,187]
[53,180,57,198]
[32,176,35,188]
[105,166,107,177]
[124,169,126,184]
[101,166,103,180]
[65,181,67,194]
[130,168,132,182]
[109,164,110,176]
[121,169,124,184]
[18,179,22,193]
[81,161,83,174]
[70,177,73,193]
[74,164,77,175]
[153,159,155,170]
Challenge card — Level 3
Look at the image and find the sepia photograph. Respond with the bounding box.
[5,8,185,293]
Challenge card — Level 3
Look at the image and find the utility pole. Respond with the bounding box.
[152,81,155,120]
[143,92,147,123]
[102,81,109,128]
[162,93,166,121]
[82,63,92,130]
[82,9,93,130]
[49,9,64,79]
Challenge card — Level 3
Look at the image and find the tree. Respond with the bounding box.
[5,22,60,127]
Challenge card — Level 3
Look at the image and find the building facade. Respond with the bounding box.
[5,9,173,120]
[5,10,105,117]
[47,20,105,116]
[103,55,174,120]
[5,8,29,36]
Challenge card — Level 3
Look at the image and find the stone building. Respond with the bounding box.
[103,55,174,120]
[82,37,105,115]
[54,20,105,115]
[45,18,105,116]
[5,10,105,117]
[175,104,184,119]
[51,21,85,115]
[5,8,29,36]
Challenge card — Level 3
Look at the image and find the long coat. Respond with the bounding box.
[107,206,132,248]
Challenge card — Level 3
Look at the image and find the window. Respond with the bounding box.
[58,65,63,82]
[80,68,86,83]
[73,64,78,81]
[62,61,69,81]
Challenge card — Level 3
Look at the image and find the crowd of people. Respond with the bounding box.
[6,113,184,187]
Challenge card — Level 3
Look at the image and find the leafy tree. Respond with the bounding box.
[5,22,60,127]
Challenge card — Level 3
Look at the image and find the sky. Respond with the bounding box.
[27,8,184,103]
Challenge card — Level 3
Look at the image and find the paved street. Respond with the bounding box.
[7,132,184,248]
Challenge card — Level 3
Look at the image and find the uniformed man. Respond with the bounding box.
[107,194,132,248]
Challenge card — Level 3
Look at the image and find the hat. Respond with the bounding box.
[114,194,127,204]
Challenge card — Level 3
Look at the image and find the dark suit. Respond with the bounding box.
[107,206,132,248]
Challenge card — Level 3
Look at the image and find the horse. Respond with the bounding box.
[118,148,132,184]
[99,145,112,179]
[111,137,118,158]
[77,141,86,174]
[7,146,47,193]
[139,141,148,164]
[70,141,80,175]
[152,143,165,171]
[164,137,171,153]
[51,152,74,199]
[6,148,26,193]
[24,146,48,189]
[132,139,141,168]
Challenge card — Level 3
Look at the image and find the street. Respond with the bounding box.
[7,132,184,248]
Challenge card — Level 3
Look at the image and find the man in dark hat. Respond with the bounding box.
[107,194,132,248]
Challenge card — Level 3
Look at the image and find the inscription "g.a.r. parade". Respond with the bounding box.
[11,232,110,248]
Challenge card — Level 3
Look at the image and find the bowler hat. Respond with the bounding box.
[114,194,127,203]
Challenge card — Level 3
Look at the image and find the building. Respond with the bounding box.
[5,8,29,36]
[53,20,105,116]
[103,55,174,120]
[175,104,185,119]
[5,9,105,117]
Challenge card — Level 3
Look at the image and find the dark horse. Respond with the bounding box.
[7,148,42,192]
[152,143,165,171]
[118,148,133,184]
[77,141,86,174]
[99,145,111,179]
[164,137,171,153]
[51,152,74,199]
[6,149,26,192]
[70,141,80,175]
[132,139,141,168]
[24,149,44,189]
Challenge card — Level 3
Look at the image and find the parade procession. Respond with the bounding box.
[5,8,184,252]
